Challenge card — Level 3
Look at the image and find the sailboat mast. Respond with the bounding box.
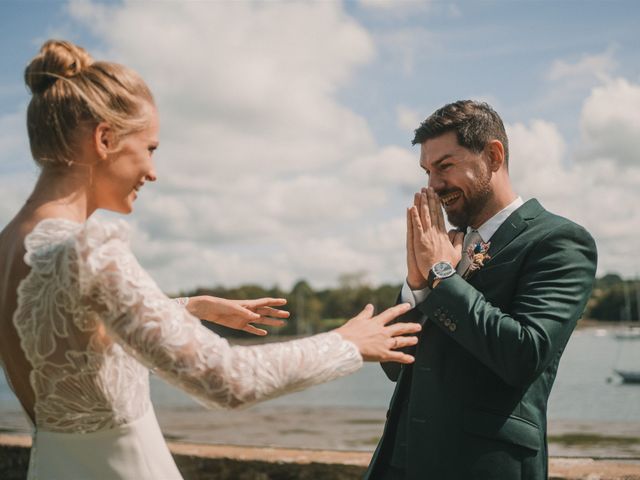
[623,281,632,322]
[635,277,640,322]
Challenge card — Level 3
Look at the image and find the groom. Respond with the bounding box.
[365,101,597,480]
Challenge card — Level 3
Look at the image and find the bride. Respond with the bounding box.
[0,40,420,479]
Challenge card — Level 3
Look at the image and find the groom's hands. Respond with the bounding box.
[406,193,427,289]
[407,188,463,284]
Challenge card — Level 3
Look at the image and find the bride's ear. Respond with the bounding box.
[94,122,115,161]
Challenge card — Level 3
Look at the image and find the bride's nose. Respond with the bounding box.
[146,170,157,182]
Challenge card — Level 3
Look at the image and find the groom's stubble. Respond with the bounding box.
[444,160,494,230]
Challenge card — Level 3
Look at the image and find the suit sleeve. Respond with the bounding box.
[417,223,597,387]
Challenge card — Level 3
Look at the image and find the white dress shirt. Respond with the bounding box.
[401,196,524,307]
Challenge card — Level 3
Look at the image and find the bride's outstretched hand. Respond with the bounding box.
[334,303,420,364]
[188,296,289,336]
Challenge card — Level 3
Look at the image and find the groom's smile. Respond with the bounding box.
[420,131,494,228]
[439,190,462,208]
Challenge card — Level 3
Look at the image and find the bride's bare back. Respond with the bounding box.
[0,205,99,422]
[0,213,47,421]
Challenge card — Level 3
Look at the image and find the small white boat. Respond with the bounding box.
[614,370,640,384]
[613,327,640,340]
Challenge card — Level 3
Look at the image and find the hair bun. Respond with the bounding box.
[24,40,94,95]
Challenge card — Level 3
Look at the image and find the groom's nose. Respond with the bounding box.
[428,172,445,191]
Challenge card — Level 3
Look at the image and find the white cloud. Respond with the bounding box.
[358,0,432,14]
[507,119,570,202]
[538,48,621,117]
[396,105,422,134]
[547,49,617,84]
[374,27,436,76]
[447,4,462,18]
[507,112,640,278]
[579,77,640,167]
[58,0,422,290]
[345,145,422,188]
[4,1,637,291]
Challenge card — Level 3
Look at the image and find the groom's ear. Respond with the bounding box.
[486,140,506,172]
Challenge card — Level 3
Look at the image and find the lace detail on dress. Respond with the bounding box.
[13,218,361,433]
[15,219,149,433]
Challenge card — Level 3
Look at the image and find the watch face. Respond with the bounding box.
[433,262,455,278]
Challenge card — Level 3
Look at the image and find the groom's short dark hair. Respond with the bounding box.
[412,100,509,167]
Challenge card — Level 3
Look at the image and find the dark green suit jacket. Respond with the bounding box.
[365,199,597,480]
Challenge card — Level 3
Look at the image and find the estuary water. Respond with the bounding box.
[2,326,640,456]
[147,326,640,421]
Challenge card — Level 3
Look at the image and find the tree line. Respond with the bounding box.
[178,272,640,338]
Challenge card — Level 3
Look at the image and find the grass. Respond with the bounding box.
[549,433,640,447]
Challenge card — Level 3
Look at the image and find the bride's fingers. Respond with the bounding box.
[255,307,290,318]
[389,335,419,350]
[382,351,415,364]
[243,325,268,336]
[353,303,375,321]
[386,321,422,336]
[234,305,261,320]
[246,298,288,308]
[252,317,286,327]
[376,303,412,325]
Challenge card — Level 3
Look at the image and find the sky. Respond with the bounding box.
[1,0,639,293]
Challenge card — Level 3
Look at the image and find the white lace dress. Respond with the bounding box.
[10,218,362,479]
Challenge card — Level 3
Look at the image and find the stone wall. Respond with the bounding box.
[2,434,640,479]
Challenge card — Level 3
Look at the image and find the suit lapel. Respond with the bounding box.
[466,199,544,279]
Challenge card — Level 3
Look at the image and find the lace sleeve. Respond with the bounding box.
[74,221,362,409]
[171,297,189,307]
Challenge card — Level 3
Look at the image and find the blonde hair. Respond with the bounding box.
[24,40,154,167]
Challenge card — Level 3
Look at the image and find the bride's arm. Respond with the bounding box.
[74,232,363,409]
[172,295,288,336]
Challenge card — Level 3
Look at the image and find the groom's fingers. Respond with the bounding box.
[414,192,421,209]
[429,188,447,232]
[406,208,415,258]
[452,231,464,251]
[420,191,431,229]
[409,206,424,234]
[426,187,441,230]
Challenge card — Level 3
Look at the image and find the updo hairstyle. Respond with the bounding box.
[24,40,154,167]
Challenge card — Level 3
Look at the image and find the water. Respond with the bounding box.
[2,327,640,423]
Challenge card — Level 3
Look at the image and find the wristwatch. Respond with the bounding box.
[427,261,455,289]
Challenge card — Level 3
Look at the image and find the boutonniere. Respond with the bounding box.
[465,241,491,277]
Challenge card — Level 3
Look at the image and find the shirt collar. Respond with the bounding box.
[470,196,524,242]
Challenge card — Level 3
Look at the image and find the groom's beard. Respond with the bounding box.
[445,165,493,229]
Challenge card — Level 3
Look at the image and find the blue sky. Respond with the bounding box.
[1,0,639,291]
